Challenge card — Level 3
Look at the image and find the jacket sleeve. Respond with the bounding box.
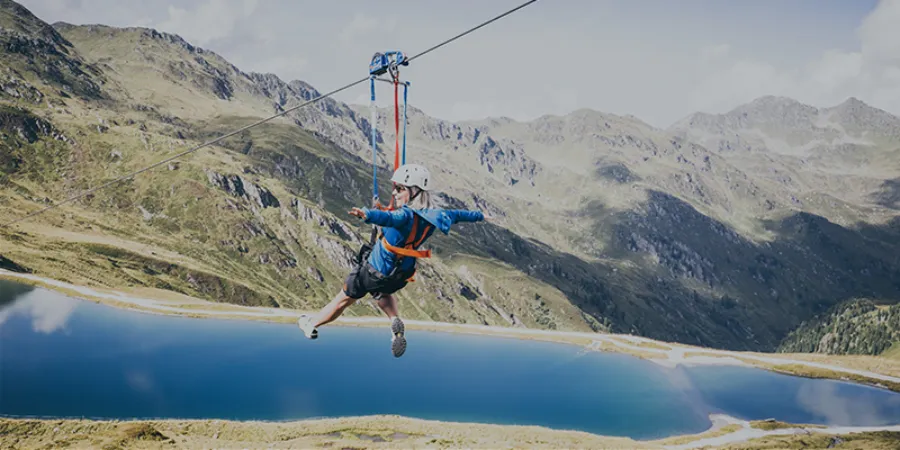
[363,208,412,228]
[448,209,485,224]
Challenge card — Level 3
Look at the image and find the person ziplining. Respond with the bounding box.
[297,51,488,358]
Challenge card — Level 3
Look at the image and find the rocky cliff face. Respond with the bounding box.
[1,2,105,100]
[205,169,281,210]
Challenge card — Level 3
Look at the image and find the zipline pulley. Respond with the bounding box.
[369,51,409,77]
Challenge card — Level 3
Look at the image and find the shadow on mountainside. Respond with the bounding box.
[572,188,900,351]
[874,177,900,210]
[0,279,35,311]
[431,194,776,351]
[177,117,900,352]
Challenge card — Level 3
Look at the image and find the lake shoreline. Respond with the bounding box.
[3,269,900,391]
[4,269,900,448]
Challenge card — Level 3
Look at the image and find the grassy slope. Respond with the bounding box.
[882,343,900,360]
[0,417,649,450]
[723,432,900,450]
[777,299,900,356]
[2,417,899,450]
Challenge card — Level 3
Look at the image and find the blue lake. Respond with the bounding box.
[2,279,900,440]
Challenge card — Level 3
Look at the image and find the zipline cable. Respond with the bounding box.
[406,0,539,65]
[2,77,368,228]
[1,0,541,228]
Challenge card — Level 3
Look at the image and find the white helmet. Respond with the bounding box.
[391,163,431,190]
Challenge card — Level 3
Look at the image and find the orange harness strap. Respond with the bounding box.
[405,215,419,247]
[381,220,431,258]
[381,238,432,258]
[413,224,431,248]
[379,220,433,282]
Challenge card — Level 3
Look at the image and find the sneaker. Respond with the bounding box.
[391,316,406,357]
[298,314,318,340]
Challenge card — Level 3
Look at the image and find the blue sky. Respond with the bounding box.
[19,0,899,128]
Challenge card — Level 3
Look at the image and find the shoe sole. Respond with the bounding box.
[391,318,406,357]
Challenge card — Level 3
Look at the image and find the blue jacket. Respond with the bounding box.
[362,205,484,276]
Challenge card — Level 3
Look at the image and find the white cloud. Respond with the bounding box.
[156,0,260,47]
[31,0,71,16]
[796,381,900,426]
[689,59,793,114]
[700,44,731,62]
[448,101,506,123]
[859,0,900,66]
[0,290,78,334]
[126,370,155,393]
[686,0,900,119]
[18,0,155,29]
[231,54,309,81]
[339,13,397,45]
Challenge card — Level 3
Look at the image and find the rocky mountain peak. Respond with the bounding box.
[726,96,818,130]
[287,80,321,100]
[1,0,72,48]
[824,96,900,134]
[1,4,105,101]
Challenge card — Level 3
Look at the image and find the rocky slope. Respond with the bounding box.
[0,0,106,101]
[1,0,899,351]
[669,95,900,219]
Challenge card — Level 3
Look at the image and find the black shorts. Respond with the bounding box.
[343,262,411,300]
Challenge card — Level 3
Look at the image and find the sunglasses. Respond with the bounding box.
[393,185,407,193]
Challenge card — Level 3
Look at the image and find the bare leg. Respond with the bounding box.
[378,294,406,357]
[313,290,358,328]
[376,294,400,319]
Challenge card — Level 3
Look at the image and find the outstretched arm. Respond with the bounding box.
[448,209,485,224]
[355,207,412,228]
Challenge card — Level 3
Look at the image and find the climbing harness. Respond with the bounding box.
[376,213,434,285]
[380,218,434,283]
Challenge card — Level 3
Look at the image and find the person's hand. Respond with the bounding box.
[349,207,367,219]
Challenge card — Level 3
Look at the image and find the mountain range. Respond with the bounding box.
[1,0,898,353]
